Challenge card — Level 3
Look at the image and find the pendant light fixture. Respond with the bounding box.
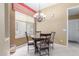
[33,3,46,22]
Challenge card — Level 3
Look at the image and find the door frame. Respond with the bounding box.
[67,5,79,47]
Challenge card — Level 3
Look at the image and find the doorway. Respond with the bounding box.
[68,6,79,47]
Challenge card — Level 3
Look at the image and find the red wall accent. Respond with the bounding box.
[18,3,37,13]
[13,3,37,16]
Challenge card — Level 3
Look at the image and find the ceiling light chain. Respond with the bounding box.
[33,3,46,22]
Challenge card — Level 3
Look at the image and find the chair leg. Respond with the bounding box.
[27,45,29,53]
[48,48,49,56]
[39,50,41,56]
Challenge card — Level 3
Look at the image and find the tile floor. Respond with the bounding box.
[11,42,79,56]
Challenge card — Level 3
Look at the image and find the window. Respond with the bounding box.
[15,20,34,38]
[26,22,34,36]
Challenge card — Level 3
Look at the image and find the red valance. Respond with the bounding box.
[13,3,36,16]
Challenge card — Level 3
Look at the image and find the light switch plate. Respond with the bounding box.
[63,29,67,32]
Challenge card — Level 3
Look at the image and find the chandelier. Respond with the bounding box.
[33,4,46,22]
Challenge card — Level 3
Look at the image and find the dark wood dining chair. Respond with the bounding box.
[37,38,50,56]
[40,33,51,38]
[37,33,51,56]
[25,32,34,52]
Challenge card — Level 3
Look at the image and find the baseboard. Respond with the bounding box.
[54,43,68,48]
[68,40,79,43]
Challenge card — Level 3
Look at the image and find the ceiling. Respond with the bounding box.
[69,7,79,16]
[24,3,56,11]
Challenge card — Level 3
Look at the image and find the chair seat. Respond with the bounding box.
[37,43,49,50]
[28,40,34,45]
[28,40,34,43]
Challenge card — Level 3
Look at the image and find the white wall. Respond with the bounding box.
[0,4,9,56]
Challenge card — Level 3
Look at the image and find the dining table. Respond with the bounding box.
[31,33,51,53]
